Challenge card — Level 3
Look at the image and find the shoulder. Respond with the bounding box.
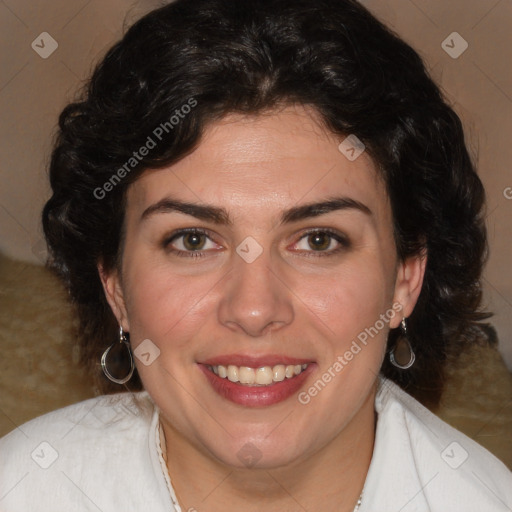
[0,392,172,511]
[363,377,512,512]
[0,391,154,452]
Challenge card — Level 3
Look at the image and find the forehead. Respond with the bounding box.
[126,105,388,221]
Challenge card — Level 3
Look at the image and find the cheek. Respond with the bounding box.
[293,259,394,344]
[122,258,218,352]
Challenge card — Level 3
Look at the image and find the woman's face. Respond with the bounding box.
[101,105,424,469]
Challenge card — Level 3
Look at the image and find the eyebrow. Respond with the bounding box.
[140,196,372,226]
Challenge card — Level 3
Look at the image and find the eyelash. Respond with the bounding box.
[163,228,216,259]
[162,228,350,259]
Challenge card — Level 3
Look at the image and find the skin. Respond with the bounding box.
[100,105,426,512]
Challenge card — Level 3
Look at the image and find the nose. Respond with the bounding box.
[217,250,294,337]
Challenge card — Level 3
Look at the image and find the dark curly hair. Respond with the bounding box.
[42,0,490,408]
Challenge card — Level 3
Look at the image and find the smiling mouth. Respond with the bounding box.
[206,364,309,386]
[200,360,314,407]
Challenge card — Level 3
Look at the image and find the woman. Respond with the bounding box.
[1,0,511,510]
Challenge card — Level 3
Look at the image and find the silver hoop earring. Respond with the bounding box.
[389,318,416,370]
[101,327,135,384]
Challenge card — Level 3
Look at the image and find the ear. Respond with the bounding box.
[97,262,130,331]
[390,250,427,328]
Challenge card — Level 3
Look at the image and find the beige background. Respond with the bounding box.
[0,0,511,370]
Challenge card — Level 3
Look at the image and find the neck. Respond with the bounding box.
[162,386,377,512]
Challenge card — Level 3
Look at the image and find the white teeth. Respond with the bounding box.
[239,366,255,384]
[273,365,286,382]
[227,365,239,383]
[210,363,308,386]
[255,367,273,385]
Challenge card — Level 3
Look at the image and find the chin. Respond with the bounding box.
[199,425,316,471]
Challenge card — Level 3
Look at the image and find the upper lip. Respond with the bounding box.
[200,354,314,367]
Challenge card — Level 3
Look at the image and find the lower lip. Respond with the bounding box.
[199,364,315,407]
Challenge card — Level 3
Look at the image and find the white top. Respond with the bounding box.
[1,377,511,511]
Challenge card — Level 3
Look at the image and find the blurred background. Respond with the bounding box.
[0,0,511,466]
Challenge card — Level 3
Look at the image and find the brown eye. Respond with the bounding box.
[292,229,349,256]
[182,232,206,251]
[164,228,221,258]
[307,232,332,251]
